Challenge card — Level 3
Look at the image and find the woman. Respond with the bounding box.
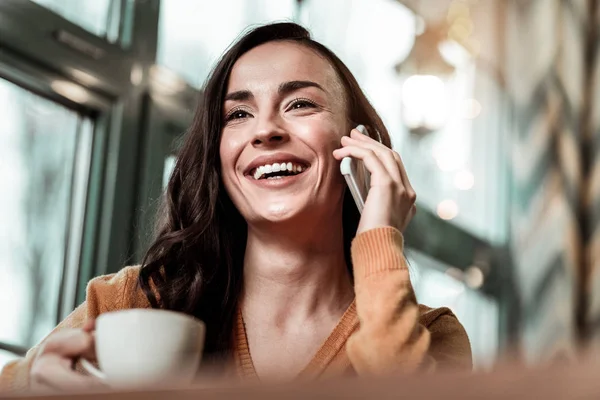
[0,22,471,392]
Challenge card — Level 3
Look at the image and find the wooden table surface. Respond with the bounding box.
[3,358,600,399]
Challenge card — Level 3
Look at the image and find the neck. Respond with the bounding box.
[241,213,354,328]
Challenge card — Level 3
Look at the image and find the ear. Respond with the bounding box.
[348,120,382,144]
[362,125,383,144]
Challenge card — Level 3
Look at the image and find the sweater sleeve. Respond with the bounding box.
[419,306,472,371]
[346,227,472,375]
[0,265,143,393]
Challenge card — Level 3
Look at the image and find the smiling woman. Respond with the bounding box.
[0,22,471,393]
[220,42,350,227]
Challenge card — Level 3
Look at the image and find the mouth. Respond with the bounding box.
[244,154,312,181]
[249,161,310,180]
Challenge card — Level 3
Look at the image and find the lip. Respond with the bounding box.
[243,152,311,176]
[247,173,306,188]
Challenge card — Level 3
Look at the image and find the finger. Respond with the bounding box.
[350,127,415,196]
[411,204,417,216]
[341,136,403,184]
[392,151,416,200]
[353,128,414,191]
[32,354,106,391]
[349,129,402,173]
[333,145,392,187]
[82,319,96,332]
[41,370,106,392]
[80,332,98,362]
[41,329,95,358]
[341,133,418,214]
[350,127,386,147]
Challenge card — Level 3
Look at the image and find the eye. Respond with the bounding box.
[225,108,252,122]
[288,98,317,111]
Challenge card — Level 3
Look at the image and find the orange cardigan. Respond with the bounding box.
[0,227,472,392]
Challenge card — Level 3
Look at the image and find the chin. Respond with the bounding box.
[261,202,305,221]
[245,199,317,226]
[237,188,345,227]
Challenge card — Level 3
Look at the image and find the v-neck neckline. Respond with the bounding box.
[234,300,359,381]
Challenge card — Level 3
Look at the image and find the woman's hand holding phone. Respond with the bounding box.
[333,126,417,235]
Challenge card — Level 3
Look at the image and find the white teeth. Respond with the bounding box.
[251,162,307,180]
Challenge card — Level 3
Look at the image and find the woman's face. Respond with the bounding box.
[220,41,349,226]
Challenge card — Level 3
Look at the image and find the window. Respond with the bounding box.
[396,46,509,244]
[0,77,93,350]
[157,0,297,88]
[299,0,415,75]
[0,349,20,371]
[29,0,128,42]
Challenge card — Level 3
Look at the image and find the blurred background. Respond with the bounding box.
[0,0,599,372]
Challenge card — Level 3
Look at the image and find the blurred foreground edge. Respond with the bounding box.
[3,359,600,399]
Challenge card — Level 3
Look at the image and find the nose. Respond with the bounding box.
[251,114,289,147]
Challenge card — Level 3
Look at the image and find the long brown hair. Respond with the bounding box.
[139,22,392,362]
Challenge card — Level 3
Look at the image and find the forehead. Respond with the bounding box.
[226,41,342,93]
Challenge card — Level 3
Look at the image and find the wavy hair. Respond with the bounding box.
[138,22,392,363]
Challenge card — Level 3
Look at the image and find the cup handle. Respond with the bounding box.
[80,358,107,381]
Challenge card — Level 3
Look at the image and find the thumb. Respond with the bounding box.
[42,329,95,359]
[82,319,96,332]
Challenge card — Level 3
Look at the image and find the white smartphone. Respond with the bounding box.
[340,125,371,213]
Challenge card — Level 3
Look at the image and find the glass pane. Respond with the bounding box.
[0,77,93,349]
[397,51,508,244]
[0,349,21,372]
[157,0,297,88]
[30,0,123,41]
[300,0,415,73]
[408,250,499,370]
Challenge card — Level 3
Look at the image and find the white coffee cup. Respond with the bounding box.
[80,309,205,389]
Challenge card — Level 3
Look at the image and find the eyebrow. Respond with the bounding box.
[224,80,326,102]
[224,90,252,102]
[278,80,326,96]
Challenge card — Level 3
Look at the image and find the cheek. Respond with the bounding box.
[219,133,243,171]
[299,119,344,152]
[219,134,245,197]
